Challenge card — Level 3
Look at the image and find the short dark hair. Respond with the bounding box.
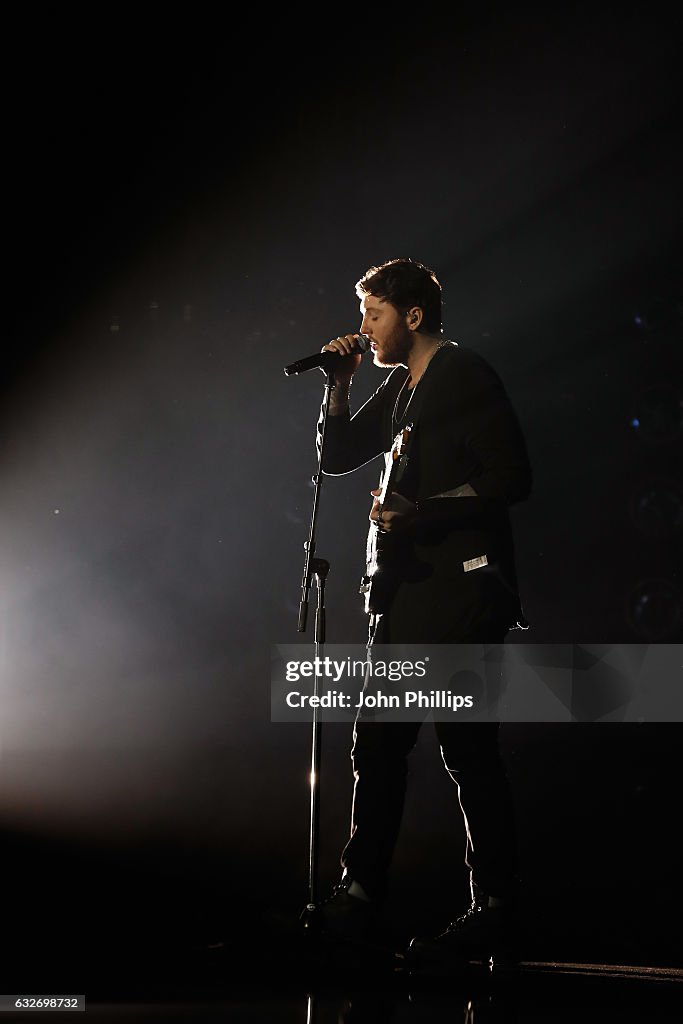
[355,258,443,334]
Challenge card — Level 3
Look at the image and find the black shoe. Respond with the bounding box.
[310,877,378,944]
[408,884,517,967]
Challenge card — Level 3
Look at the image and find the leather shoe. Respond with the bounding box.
[408,884,518,966]
[308,877,379,943]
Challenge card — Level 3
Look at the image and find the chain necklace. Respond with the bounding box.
[391,338,452,434]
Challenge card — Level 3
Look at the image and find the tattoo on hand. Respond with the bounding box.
[329,382,351,415]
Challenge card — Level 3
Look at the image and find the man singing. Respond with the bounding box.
[315,258,531,966]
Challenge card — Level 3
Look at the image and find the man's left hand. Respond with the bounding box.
[369,488,417,534]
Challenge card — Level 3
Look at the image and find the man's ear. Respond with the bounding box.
[406,307,422,330]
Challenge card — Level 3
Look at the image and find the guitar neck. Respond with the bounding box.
[379,423,412,506]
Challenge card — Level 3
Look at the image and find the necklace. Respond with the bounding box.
[391,338,452,434]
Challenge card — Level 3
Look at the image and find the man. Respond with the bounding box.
[315,258,531,964]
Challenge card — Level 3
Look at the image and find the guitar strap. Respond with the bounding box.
[391,338,456,443]
[386,360,433,471]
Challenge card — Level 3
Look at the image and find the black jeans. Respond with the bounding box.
[340,622,518,903]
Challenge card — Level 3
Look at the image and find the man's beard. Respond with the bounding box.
[373,334,410,368]
[373,353,401,368]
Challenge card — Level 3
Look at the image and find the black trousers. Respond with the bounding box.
[340,619,519,903]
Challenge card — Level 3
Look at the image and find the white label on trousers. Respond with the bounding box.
[463,554,488,572]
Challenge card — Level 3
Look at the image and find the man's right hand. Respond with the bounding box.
[321,334,364,384]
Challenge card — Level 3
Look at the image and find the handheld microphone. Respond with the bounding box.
[283,334,371,376]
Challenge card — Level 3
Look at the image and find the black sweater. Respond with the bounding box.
[319,342,532,640]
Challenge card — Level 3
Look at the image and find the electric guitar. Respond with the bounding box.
[359,422,413,615]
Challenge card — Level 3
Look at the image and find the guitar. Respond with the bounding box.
[359,422,414,615]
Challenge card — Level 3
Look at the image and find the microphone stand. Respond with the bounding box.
[295,366,335,931]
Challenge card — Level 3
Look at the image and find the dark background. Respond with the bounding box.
[1,3,681,992]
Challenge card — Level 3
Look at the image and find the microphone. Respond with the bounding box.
[283,334,371,376]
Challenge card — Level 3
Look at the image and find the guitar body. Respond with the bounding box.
[359,423,413,615]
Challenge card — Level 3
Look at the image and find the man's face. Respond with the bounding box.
[359,295,413,368]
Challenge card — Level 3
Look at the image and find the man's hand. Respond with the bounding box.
[369,488,417,534]
[321,334,364,385]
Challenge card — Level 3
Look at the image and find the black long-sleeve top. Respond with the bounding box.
[318,342,532,639]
